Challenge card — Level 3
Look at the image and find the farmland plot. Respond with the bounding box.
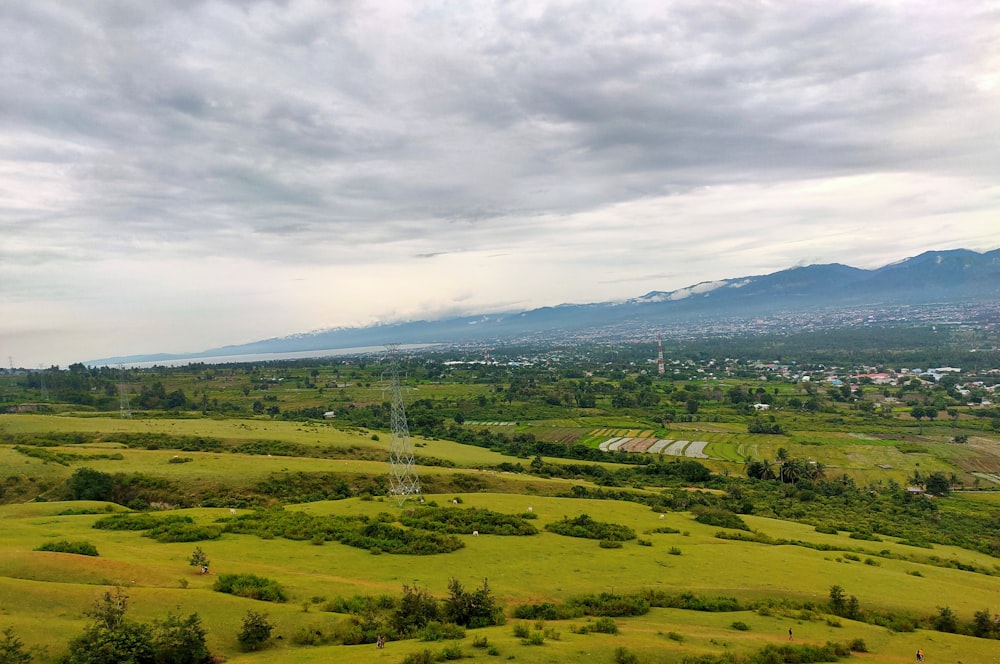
[597,435,713,459]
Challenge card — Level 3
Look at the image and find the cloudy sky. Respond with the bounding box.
[2,1,998,367]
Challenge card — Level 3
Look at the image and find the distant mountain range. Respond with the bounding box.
[92,248,1000,365]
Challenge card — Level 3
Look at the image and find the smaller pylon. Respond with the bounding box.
[657,334,665,375]
[37,365,49,401]
[118,365,132,419]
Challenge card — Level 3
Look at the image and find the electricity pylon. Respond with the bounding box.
[384,344,420,505]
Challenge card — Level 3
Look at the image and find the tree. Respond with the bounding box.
[443,578,504,629]
[828,585,846,617]
[88,587,129,631]
[924,472,951,496]
[237,610,273,652]
[64,589,154,664]
[932,606,958,633]
[64,588,213,664]
[971,609,995,638]
[392,583,440,637]
[188,547,210,573]
[64,621,154,664]
[0,627,32,664]
[152,613,212,664]
[746,459,776,481]
[68,468,115,502]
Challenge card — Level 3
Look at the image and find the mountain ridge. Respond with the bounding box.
[89,248,1000,365]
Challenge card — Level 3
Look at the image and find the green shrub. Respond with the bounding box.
[392,583,441,637]
[512,623,530,639]
[214,574,287,602]
[402,649,434,664]
[614,646,639,664]
[599,539,623,549]
[568,592,649,617]
[0,626,32,664]
[420,621,465,641]
[35,540,99,556]
[592,617,618,634]
[93,513,193,531]
[730,621,750,631]
[544,514,635,541]
[145,522,221,543]
[692,507,749,531]
[438,644,463,660]
[237,610,273,652]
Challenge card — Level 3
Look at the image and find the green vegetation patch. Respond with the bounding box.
[222,508,465,554]
[93,512,194,531]
[544,513,636,541]
[13,445,124,465]
[92,511,221,542]
[35,540,99,556]
[399,506,538,536]
[214,573,287,602]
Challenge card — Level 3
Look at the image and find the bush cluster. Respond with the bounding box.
[35,540,99,556]
[544,514,636,541]
[222,508,465,555]
[213,573,287,602]
[399,506,538,536]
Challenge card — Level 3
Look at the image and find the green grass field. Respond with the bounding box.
[3,403,1000,663]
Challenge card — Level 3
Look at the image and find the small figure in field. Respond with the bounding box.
[788,628,793,641]
[376,635,385,649]
[915,648,924,662]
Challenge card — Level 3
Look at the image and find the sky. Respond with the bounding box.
[2,1,999,368]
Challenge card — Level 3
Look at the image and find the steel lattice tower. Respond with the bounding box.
[384,344,420,505]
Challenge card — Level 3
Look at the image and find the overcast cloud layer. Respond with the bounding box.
[2,1,998,367]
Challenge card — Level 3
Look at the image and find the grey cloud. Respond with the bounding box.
[1,1,997,366]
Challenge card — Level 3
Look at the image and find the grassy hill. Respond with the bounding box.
[2,344,1000,662]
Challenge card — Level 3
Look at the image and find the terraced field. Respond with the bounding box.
[598,436,711,458]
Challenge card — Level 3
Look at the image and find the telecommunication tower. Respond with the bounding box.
[657,334,665,375]
[384,344,421,505]
[118,364,132,419]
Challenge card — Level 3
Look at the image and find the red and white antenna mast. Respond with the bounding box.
[657,334,665,375]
